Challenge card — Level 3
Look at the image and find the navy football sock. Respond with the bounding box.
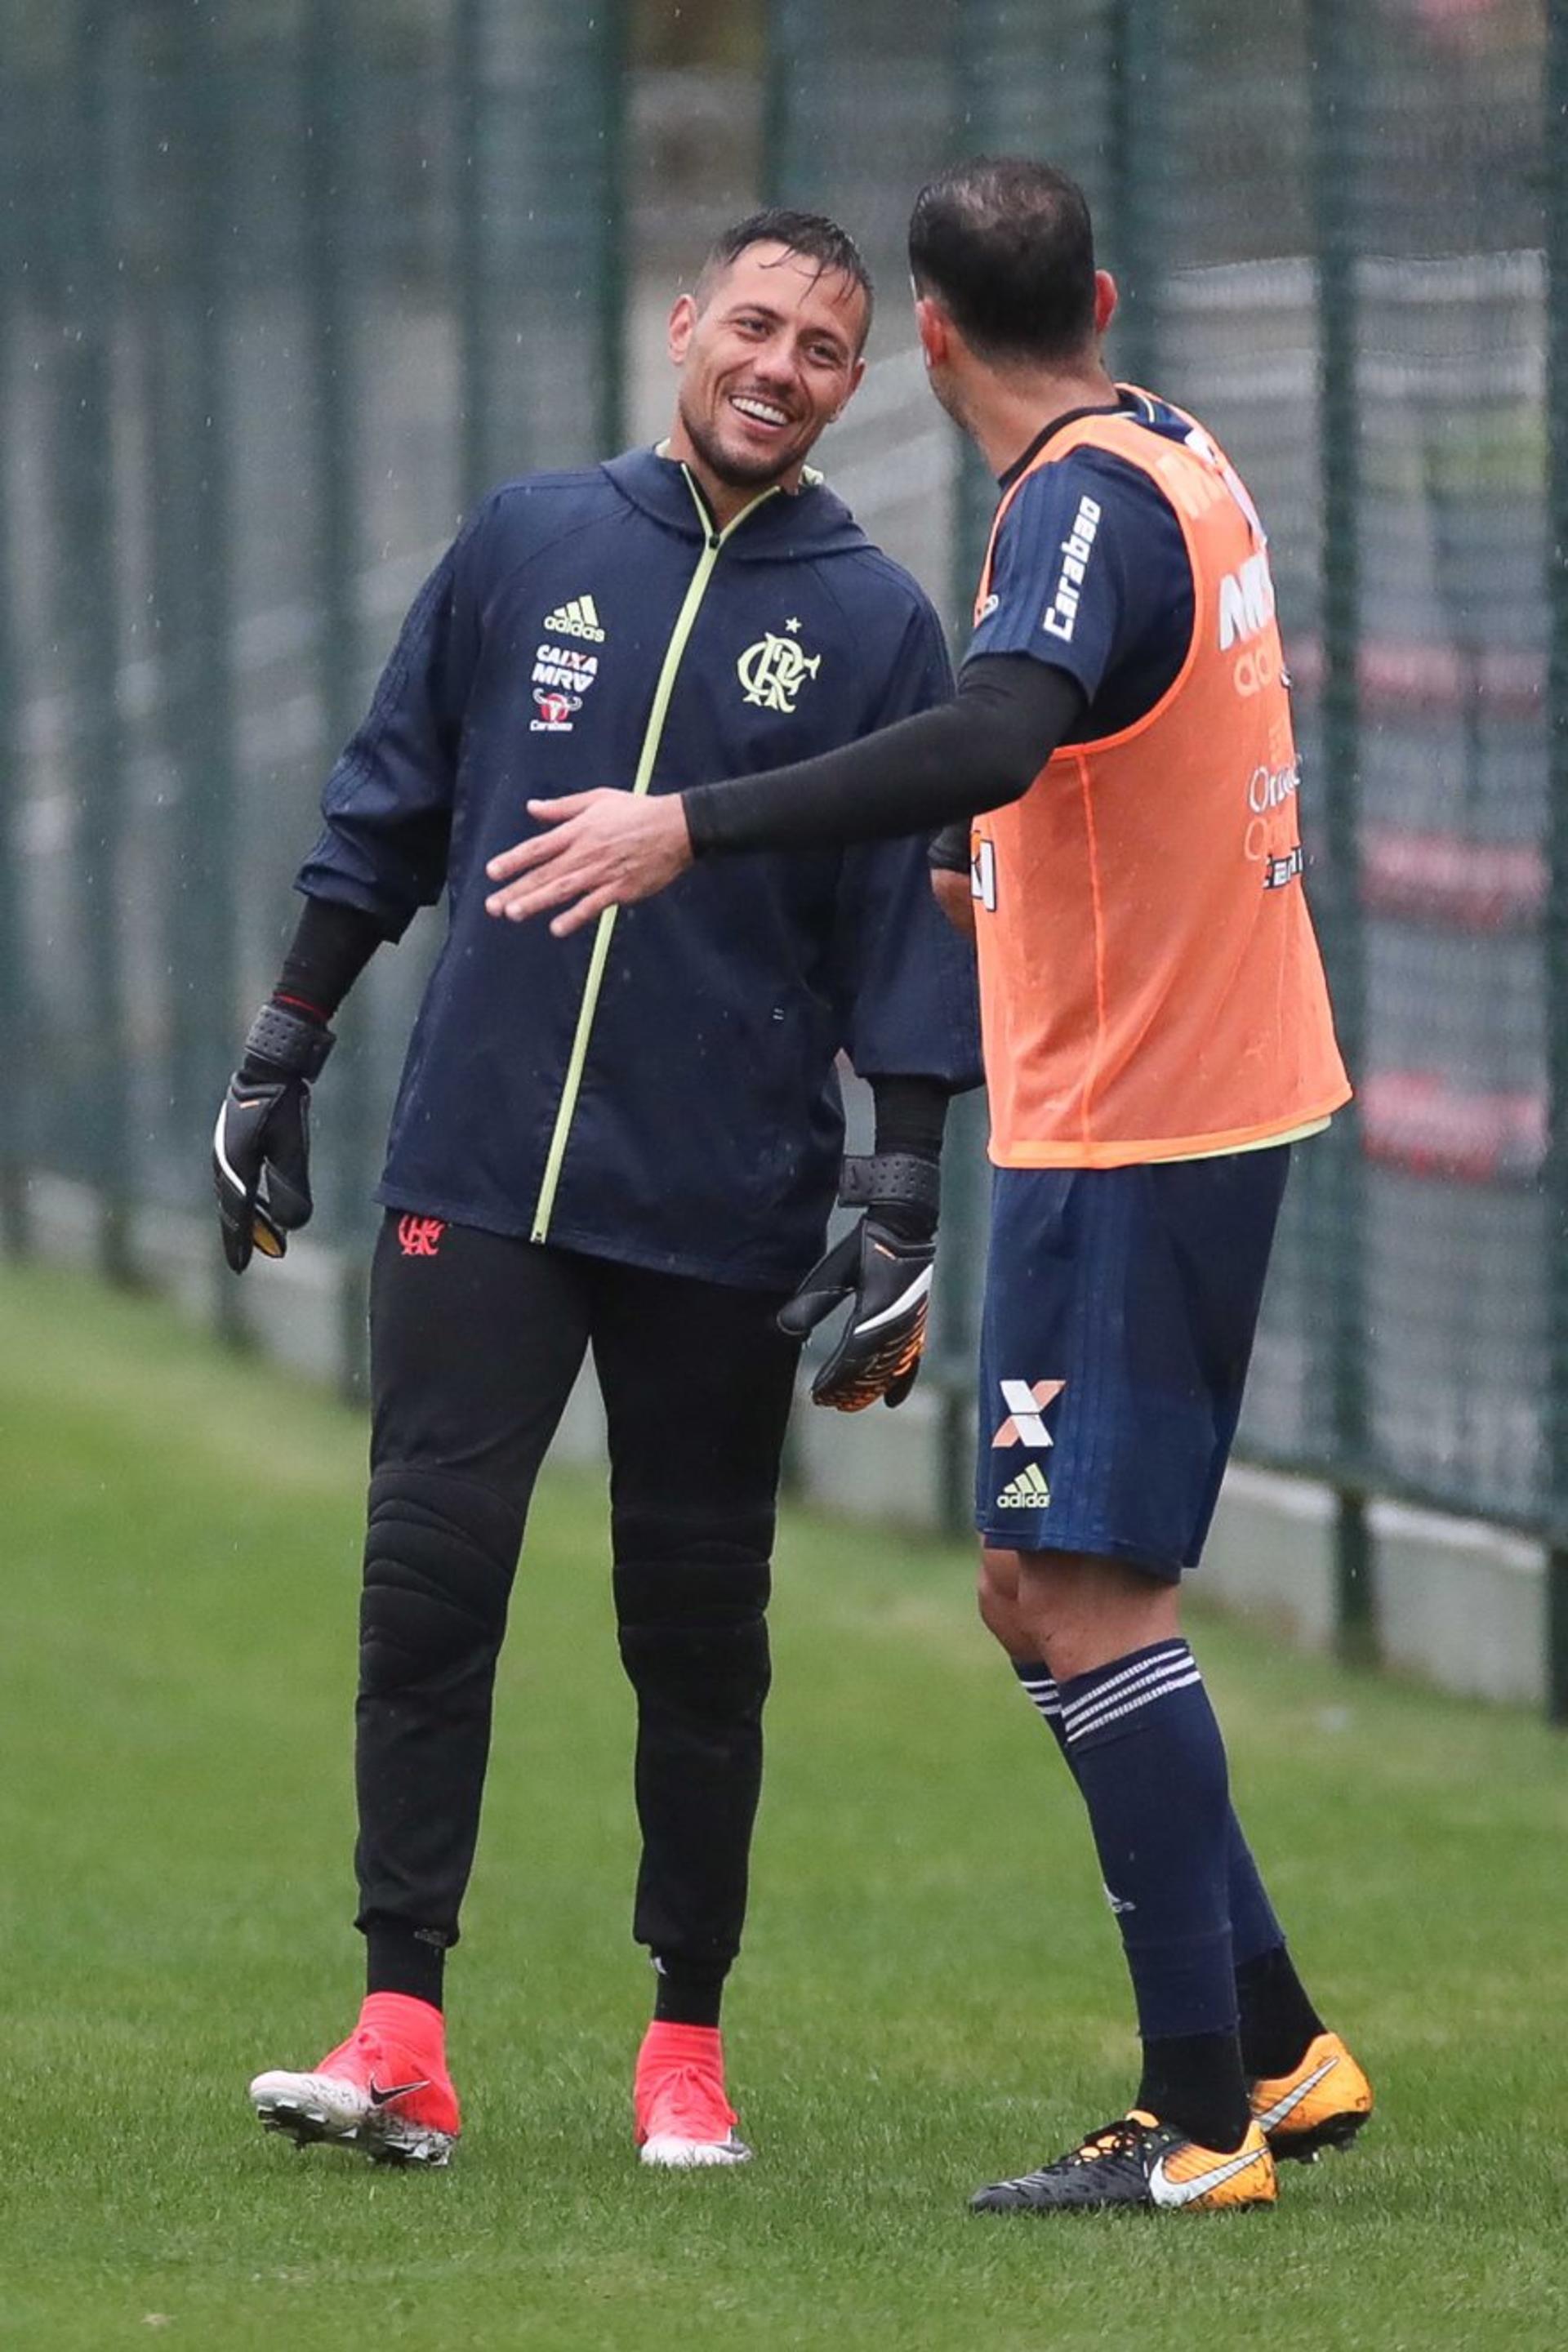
[1218,1812,1327,2074]
[1012,1659,1069,1753]
[1014,1654,1295,1987]
[1057,1639,1250,2146]
[1224,1817,1285,1967]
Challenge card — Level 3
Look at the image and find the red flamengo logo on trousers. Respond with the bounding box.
[397,1215,447,1258]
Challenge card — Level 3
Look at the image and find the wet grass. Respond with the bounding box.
[2,1257,1566,2348]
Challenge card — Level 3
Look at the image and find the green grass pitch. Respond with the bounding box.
[2,1255,1566,2348]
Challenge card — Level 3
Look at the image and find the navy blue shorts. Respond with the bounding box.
[974,1148,1290,1579]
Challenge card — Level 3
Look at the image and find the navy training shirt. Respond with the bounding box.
[297,447,982,1288]
[965,392,1196,738]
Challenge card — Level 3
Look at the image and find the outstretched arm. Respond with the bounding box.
[483,657,1085,937]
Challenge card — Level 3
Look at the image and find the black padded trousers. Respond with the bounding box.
[355,1213,799,1976]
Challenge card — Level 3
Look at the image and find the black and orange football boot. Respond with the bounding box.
[970,2110,1276,2214]
[1250,2030,1374,2163]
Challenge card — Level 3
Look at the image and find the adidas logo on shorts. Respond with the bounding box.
[996,1462,1051,1509]
[543,594,606,643]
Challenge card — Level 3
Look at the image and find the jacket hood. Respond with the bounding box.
[603,445,871,564]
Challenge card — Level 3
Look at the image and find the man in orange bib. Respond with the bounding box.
[485,157,1373,2216]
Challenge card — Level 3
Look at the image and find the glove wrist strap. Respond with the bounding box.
[836,1152,941,1221]
[242,1000,336,1081]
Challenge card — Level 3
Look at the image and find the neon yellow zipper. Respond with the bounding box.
[529,473,779,1243]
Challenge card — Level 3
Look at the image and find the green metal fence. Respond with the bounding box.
[2,1,1565,1699]
[0,0,624,1334]
[768,0,1559,1681]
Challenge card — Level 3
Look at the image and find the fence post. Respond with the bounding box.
[595,0,629,458]
[761,0,806,206]
[56,6,133,1285]
[181,7,242,1336]
[1545,0,1568,1722]
[0,66,26,1259]
[1107,0,1165,390]
[946,5,996,633]
[301,0,373,1399]
[146,13,240,1332]
[453,0,490,510]
[1307,0,1374,1664]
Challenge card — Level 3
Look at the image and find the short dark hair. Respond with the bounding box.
[697,208,875,345]
[907,158,1097,365]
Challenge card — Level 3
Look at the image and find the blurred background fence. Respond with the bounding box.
[2,0,1565,1703]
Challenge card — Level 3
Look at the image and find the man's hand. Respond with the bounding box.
[484,792,694,937]
[212,1002,334,1272]
[777,1154,940,1411]
[930,868,976,938]
[928,821,976,938]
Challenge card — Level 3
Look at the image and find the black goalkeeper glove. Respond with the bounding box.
[777,1153,940,1411]
[212,1000,335,1273]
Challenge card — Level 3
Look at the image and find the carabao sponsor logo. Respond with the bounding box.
[530,687,582,733]
[1041,493,1102,643]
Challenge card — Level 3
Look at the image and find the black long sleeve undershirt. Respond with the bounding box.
[684,655,1087,858]
[870,1073,950,1162]
[274,894,390,1022]
[866,1071,951,1239]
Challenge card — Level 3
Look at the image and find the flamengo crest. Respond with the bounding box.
[737,629,822,715]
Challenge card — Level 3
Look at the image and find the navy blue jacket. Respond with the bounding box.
[298,447,982,1288]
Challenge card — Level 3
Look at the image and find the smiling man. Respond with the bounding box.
[676,229,855,496]
[216,212,980,2171]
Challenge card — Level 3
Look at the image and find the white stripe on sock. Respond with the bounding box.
[1058,1642,1192,1726]
[1062,1655,1194,1731]
[1062,1647,1199,1733]
[1062,1652,1199,1737]
[1064,1664,1204,1743]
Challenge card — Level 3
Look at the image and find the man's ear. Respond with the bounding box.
[1093,270,1118,339]
[668,292,698,368]
[915,295,950,371]
[831,352,869,423]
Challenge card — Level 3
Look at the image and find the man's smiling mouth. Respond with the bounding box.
[730,394,792,428]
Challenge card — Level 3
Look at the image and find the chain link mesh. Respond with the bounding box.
[770,0,1551,1530]
[1,0,1559,1547]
